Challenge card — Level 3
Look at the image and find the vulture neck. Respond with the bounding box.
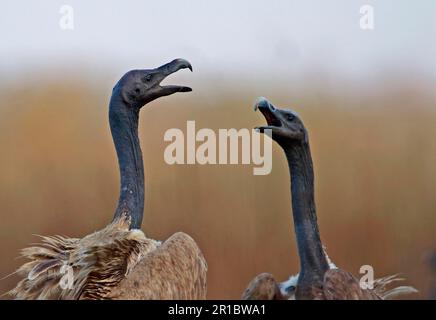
[283,141,329,296]
[109,91,144,229]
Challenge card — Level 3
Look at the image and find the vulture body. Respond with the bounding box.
[10,59,207,300]
[243,97,416,300]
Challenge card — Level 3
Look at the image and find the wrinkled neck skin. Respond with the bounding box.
[283,140,329,299]
[109,90,144,229]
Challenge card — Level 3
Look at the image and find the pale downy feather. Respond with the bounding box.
[279,246,337,298]
[9,215,160,300]
[277,249,416,300]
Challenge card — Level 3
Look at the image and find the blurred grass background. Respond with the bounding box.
[0,71,435,299]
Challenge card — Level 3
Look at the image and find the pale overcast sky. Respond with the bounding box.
[1,0,435,81]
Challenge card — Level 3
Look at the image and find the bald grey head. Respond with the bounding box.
[113,58,193,109]
[254,97,308,146]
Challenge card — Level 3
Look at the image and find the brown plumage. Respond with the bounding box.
[10,216,206,300]
[241,273,285,300]
[243,97,416,300]
[9,59,207,300]
[109,230,207,299]
[242,269,415,300]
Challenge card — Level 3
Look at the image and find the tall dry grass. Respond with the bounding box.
[0,74,435,299]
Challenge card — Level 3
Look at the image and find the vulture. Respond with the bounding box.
[9,59,207,300]
[242,97,416,300]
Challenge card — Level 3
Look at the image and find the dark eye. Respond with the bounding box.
[144,74,152,82]
[286,114,295,121]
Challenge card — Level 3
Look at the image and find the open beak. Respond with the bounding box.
[156,58,193,93]
[254,97,282,132]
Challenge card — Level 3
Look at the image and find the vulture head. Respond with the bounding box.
[254,97,308,146]
[114,58,193,108]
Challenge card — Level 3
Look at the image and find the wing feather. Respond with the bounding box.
[9,216,160,300]
[241,273,285,300]
[323,269,381,300]
[108,232,207,300]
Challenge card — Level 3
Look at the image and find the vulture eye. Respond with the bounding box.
[286,114,295,121]
[144,74,153,82]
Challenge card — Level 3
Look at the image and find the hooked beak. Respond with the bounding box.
[156,58,193,94]
[254,97,282,132]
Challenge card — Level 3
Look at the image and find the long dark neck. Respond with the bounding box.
[109,90,144,229]
[283,141,329,291]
